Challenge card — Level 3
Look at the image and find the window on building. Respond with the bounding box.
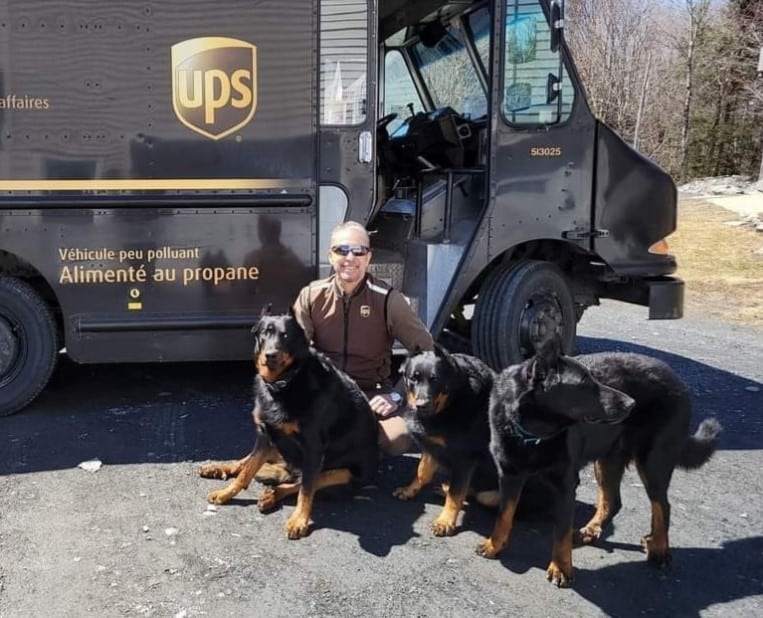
[320,0,368,125]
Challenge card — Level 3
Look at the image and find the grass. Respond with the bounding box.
[670,198,763,327]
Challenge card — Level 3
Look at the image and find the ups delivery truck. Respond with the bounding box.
[0,0,683,415]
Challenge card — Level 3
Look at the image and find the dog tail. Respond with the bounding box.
[678,418,722,469]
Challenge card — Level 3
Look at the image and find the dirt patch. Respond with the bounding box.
[672,198,763,327]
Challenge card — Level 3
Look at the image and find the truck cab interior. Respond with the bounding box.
[372,1,492,250]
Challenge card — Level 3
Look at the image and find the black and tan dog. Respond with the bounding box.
[393,346,499,536]
[198,311,378,539]
[477,337,721,587]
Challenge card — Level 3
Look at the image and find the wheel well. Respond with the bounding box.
[465,239,593,306]
[0,250,64,345]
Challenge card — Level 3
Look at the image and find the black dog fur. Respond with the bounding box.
[199,310,379,539]
[477,337,722,587]
[394,346,498,536]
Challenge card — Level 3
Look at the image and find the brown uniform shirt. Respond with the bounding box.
[292,274,434,392]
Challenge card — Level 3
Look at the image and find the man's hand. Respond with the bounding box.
[369,393,399,419]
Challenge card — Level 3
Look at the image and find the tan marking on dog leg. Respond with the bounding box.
[578,459,624,544]
[476,497,519,559]
[642,501,671,566]
[547,529,574,587]
[206,444,275,505]
[473,490,500,509]
[284,468,353,539]
[258,481,301,512]
[255,460,295,485]
[431,483,469,537]
[393,451,438,500]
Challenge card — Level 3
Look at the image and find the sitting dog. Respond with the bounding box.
[477,337,721,587]
[198,310,379,539]
[393,346,499,536]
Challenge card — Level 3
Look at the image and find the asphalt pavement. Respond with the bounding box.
[0,301,761,617]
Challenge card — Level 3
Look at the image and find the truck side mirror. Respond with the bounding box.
[550,0,564,52]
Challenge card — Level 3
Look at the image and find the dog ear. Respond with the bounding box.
[251,321,262,359]
[527,334,565,384]
[259,303,272,317]
[433,342,449,358]
[524,356,546,385]
[536,333,563,365]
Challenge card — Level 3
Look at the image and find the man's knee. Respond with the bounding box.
[378,415,413,456]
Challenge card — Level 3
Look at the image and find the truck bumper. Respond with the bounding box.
[647,276,684,319]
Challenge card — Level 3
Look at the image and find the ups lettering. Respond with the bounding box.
[176,68,253,124]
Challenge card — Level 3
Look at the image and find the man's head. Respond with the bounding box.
[328,221,372,294]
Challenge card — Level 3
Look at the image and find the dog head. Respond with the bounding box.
[400,344,461,418]
[250,308,310,384]
[498,336,636,443]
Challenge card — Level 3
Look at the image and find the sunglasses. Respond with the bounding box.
[331,244,370,257]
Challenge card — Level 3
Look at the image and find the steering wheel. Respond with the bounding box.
[377,112,398,130]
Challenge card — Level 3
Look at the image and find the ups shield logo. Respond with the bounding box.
[172,37,257,140]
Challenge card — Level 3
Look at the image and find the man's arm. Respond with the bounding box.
[368,289,434,419]
[386,289,435,353]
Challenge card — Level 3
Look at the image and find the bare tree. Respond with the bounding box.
[567,0,761,181]
[674,0,712,181]
[567,0,684,171]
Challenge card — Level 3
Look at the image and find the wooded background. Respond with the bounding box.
[565,0,763,183]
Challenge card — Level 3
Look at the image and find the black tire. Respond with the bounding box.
[472,260,576,369]
[0,276,59,416]
[472,261,522,368]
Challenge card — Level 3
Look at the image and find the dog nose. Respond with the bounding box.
[264,352,278,364]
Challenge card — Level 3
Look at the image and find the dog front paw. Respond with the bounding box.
[546,561,573,587]
[284,513,310,539]
[641,534,672,567]
[475,539,501,559]
[257,487,279,513]
[576,524,602,545]
[207,487,236,505]
[392,485,419,500]
[430,515,457,537]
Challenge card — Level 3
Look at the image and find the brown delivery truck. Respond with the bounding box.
[0,0,683,414]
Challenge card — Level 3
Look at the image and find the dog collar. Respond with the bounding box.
[263,363,301,393]
[509,419,544,445]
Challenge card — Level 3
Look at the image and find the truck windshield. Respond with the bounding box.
[409,19,487,119]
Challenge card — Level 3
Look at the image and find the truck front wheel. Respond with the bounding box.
[472,260,576,369]
[0,276,59,416]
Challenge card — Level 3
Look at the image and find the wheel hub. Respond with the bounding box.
[518,293,562,356]
[0,315,20,377]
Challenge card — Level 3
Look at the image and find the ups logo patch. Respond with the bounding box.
[172,37,257,140]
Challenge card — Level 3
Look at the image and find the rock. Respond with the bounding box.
[77,458,102,473]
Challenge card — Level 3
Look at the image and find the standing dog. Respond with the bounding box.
[394,346,498,536]
[198,311,379,539]
[477,337,721,587]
